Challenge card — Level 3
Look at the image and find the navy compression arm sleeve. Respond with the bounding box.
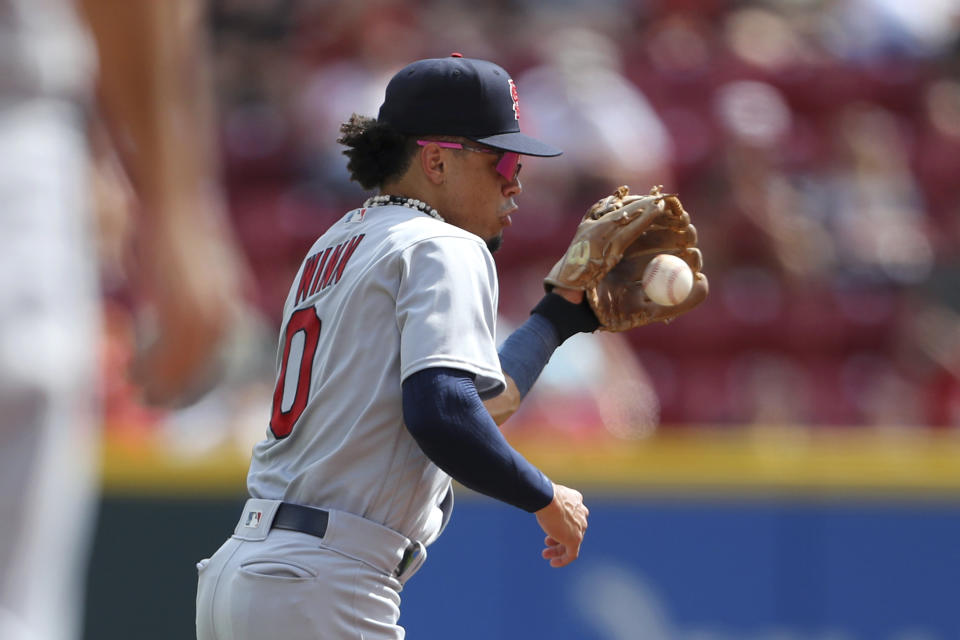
[498,293,600,399]
[497,313,559,398]
[402,367,553,512]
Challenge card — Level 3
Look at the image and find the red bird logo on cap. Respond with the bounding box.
[508,79,520,122]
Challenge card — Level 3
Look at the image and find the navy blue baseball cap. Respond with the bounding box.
[377,54,562,157]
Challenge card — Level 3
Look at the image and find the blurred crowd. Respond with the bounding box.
[103,0,960,448]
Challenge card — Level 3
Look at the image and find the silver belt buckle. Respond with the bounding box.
[394,540,427,582]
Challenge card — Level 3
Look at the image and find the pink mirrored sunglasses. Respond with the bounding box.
[416,140,522,182]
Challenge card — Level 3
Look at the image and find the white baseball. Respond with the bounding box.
[641,254,694,306]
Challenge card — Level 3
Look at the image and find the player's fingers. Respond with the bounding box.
[542,544,565,559]
[551,543,581,568]
[546,529,584,567]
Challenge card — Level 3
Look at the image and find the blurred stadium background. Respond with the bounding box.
[88,0,960,638]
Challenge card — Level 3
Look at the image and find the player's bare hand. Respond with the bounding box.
[132,201,253,406]
[534,483,588,568]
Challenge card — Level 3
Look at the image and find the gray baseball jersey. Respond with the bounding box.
[247,203,505,545]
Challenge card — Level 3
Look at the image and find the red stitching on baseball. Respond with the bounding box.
[667,268,680,304]
[642,260,660,289]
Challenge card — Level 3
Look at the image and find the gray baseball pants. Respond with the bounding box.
[197,499,426,640]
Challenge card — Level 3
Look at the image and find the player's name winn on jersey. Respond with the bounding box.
[295,233,366,305]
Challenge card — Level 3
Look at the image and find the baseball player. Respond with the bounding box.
[0,4,98,639]
[196,54,707,640]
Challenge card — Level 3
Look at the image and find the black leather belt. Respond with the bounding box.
[271,502,329,539]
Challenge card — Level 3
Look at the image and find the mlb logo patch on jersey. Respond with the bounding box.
[345,208,367,224]
[244,511,263,528]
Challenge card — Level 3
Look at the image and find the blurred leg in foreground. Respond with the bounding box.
[1,1,249,638]
[0,4,99,639]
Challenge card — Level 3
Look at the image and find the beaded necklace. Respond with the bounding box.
[363,195,444,222]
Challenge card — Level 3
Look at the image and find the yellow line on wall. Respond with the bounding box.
[99,426,960,499]
[99,437,249,496]
[510,427,960,500]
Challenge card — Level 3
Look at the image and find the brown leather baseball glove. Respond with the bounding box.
[548,185,709,332]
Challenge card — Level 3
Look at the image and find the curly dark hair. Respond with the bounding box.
[337,114,419,190]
